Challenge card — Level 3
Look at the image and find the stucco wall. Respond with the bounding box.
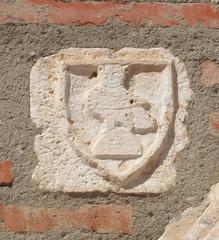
[0,1,219,239]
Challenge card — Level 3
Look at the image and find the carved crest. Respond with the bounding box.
[30,48,192,194]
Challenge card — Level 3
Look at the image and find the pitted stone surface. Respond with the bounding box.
[30,48,192,193]
[159,183,219,240]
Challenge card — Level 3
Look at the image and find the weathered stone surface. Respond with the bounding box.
[159,182,219,240]
[30,48,192,193]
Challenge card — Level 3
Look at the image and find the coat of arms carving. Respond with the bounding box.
[30,48,192,194]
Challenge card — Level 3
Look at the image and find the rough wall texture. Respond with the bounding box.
[0,1,219,240]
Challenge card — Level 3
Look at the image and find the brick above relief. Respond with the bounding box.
[0,1,219,27]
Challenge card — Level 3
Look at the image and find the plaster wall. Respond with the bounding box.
[0,14,218,240]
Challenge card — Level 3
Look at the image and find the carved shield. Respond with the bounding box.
[30,48,192,193]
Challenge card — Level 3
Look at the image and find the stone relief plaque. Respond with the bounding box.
[30,48,192,194]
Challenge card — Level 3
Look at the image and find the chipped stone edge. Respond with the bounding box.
[158,182,219,240]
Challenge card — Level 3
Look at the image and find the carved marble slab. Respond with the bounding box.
[159,183,219,240]
[30,48,192,193]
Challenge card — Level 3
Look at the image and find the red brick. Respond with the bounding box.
[0,204,132,234]
[209,112,219,138]
[200,61,219,87]
[180,4,219,28]
[0,161,13,186]
[0,15,10,24]
[0,1,218,27]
